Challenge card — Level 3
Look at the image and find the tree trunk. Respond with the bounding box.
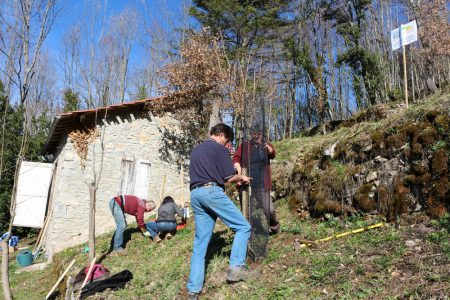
[208,97,222,132]
[88,182,96,261]
[1,240,12,300]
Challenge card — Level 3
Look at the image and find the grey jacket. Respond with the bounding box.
[156,202,184,223]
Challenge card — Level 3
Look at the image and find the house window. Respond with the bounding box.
[120,158,151,199]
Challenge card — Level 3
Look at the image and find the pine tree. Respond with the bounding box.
[63,89,80,112]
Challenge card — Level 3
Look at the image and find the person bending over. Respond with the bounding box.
[109,195,156,252]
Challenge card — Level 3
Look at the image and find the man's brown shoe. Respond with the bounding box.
[226,266,249,283]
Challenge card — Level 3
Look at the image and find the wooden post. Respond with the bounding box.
[180,165,185,204]
[46,260,76,299]
[1,240,12,300]
[402,44,408,108]
[33,210,53,253]
[76,256,97,300]
[241,167,249,220]
[88,182,96,261]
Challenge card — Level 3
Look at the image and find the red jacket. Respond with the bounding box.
[233,141,276,191]
[114,195,146,229]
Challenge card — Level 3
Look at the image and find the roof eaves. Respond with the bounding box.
[41,115,61,156]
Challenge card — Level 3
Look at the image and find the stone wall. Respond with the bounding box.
[43,111,191,258]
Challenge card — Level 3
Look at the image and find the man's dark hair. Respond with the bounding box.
[209,123,234,142]
[162,196,175,205]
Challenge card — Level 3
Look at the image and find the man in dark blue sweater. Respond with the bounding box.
[187,123,251,299]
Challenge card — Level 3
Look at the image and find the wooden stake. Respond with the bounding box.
[180,165,184,204]
[76,256,97,300]
[88,182,96,262]
[241,167,249,220]
[33,209,53,253]
[45,259,76,300]
[402,45,408,108]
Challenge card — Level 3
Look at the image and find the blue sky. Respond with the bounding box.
[45,0,191,70]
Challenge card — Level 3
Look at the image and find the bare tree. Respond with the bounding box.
[0,0,58,105]
[60,24,82,92]
[77,0,108,108]
[108,7,138,103]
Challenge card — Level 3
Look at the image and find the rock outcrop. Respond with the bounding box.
[273,99,450,221]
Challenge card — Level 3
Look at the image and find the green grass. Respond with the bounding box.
[4,196,449,299]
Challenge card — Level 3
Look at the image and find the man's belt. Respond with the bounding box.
[190,182,223,191]
[114,195,126,210]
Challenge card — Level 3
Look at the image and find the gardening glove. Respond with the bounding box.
[143,231,151,237]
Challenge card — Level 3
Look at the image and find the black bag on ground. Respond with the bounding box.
[80,270,133,298]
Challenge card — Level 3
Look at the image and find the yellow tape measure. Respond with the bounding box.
[299,222,385,248]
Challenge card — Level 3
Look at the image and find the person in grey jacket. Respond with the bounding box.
[145,196,184,242]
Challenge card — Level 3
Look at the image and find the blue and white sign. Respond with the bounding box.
[391,20,418,51]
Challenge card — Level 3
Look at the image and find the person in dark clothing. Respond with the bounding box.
[109,195,156,251]
[145,196,185,242]
[187,123,252,300]
[233,126,280,234]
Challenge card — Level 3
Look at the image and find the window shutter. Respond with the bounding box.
[119,158,150,198]
[134,159,151,199]
[120,158,136,195]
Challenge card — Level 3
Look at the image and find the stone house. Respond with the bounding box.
[40,97,192,258]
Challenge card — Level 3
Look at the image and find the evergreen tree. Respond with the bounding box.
[190,0,289,54]
[63,88,80,112]
[322,0,383,107]
[0,81,52,232]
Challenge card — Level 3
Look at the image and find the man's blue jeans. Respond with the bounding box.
[187,186,251,293]
[146,221,177,238]
[109,198,127,250]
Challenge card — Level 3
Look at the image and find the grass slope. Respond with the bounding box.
[5,92,450,299]
[6,199,450,299]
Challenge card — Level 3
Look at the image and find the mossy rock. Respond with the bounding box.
[433,177,448,200]
[353,184,376,212]
[417,173,432,187]
[399,123,421,144]
[391,177,411,219]
[378,186,389,214]
[311,189,342,214]
[410,142,423,160]
[431,149,448,176]
[434,113,450,133]
[288,189,308,213]
[411,161,428,175]
[426,202,447,219]
[418,127,438,146]
[425,110,440,124]
[385,132,406,150]
[404,174,418,185]
[314,198,342,214]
